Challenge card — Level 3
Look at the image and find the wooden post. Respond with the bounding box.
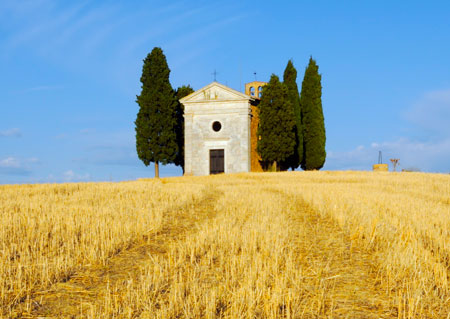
[155,161,159,178]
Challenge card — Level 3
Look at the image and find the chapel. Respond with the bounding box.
[180,81,266,176]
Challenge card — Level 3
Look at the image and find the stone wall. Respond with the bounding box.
[250,103,263,172]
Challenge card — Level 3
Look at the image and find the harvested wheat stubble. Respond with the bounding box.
[100,185,396,318]
[0,179,205,318]
[2,171,450,318]
[24,186,221,318]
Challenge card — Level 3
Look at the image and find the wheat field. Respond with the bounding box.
[1,171,449,318]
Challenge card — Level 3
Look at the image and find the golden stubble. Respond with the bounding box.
[1,171,449,318]
[0,178,204,316]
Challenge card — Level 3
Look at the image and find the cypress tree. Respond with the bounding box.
[300,57,326,170]
[282,60,302,170]
[174,85,194,173]
[257,74,296,171]
[135,47,178,178]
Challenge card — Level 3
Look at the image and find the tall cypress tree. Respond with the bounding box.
[135,47,178,178]
[174,85,194,173]
[300,57,326,170]
[257,74,296,171]
[282,60,302,170]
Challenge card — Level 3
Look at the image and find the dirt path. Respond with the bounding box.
[277,188,397,318]
[17,185,221,319]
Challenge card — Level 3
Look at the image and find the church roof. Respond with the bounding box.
[180,81,255,103]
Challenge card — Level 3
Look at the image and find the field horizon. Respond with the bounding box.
[1,171,449,318]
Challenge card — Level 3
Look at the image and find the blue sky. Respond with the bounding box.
[1,0,449,183]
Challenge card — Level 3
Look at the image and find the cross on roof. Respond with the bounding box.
[212,69,218,82]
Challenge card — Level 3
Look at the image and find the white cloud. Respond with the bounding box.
[372,138,450,171]
[27,157,40,163]
[0,156,39,176]
[0,157,21,168]
[62,169,90,182]
[326,137,450,173]
[0,128,22,137]
[326,88,450,173]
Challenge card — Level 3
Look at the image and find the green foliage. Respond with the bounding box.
[176,85,195,100]
[282,60,303,170]
[174,85,195,172]
[300,57,326,170]
[257,74,296,170]
[135,47,178,168]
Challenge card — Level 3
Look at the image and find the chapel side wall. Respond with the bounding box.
[241,102,251,172]
[245,81,266,172]
[250,103,263,172]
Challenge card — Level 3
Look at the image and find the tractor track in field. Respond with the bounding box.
[265,187,398,318]
[12,184,221,319]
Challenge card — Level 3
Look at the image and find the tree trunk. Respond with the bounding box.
[273,161,277,172]
[155,161,159,178]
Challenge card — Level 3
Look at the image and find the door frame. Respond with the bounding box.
[209,149,225,175]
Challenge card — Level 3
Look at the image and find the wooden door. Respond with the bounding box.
[210,149,224,174]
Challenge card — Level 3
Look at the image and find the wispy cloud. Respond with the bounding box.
[326,137,450,172]
[0,0,53,23]
[405,88,450,135]
[0,156,39,176]
[1,0,246,96]
[0,128,22,137]
[3,2,87,52]
[1,1,123,66]
[327,88,450,173]
[164,13,246,68]
[62,169,90,182]
[0,157,21,168]
[0,156,40,167]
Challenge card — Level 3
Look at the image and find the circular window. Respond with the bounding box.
[212,121,222,132]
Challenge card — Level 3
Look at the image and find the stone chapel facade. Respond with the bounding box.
[180,81,266,176]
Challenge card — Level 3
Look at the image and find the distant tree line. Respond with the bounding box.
[135,47,326,177]
[257,57,326,171]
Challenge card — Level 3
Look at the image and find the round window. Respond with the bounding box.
[212,121,222,132]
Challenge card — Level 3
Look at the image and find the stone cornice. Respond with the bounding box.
[180,81,255,103]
